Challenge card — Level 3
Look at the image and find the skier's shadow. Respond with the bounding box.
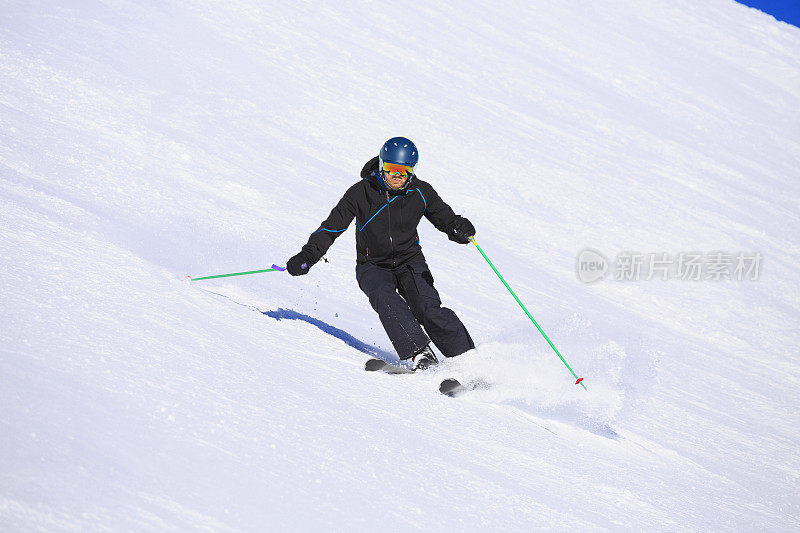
[262,308,396,361]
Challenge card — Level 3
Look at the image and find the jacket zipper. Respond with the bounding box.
[387,192,395,267]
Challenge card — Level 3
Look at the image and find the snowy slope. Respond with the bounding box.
[2,0,799,530]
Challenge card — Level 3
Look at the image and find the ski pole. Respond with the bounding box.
[186,264,286,281]
[468,236,586,390]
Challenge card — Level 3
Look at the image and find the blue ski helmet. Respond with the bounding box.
[379,137,418,168]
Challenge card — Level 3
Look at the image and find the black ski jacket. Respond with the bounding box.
[298,156,469,269]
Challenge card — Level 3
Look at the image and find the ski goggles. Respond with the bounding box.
[381,161,414,176]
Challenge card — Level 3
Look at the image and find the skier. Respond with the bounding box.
[286,137,476,370]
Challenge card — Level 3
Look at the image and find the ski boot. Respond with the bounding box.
[411,345,438,371]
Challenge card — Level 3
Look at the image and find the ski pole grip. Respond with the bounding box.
[271,264,287,272]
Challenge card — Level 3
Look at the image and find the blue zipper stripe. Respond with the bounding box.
[360,196,398,232]
[360,203,388,231]
[416,188,427,211]
[313,227,346,234]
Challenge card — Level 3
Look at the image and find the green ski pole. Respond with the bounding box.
[187,264,286,281]
[469,236,586,390]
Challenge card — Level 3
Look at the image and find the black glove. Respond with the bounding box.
[286,251,313,276]
[450,216,475,244]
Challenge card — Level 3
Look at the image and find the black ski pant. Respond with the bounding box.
[356,259,474,360]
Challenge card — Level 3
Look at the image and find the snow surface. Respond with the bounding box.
[2,0,799,530]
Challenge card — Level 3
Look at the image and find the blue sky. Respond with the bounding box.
[735,0,800,28]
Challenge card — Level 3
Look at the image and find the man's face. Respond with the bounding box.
[383,171,410,190]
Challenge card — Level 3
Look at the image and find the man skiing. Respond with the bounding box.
[286,137,476,370]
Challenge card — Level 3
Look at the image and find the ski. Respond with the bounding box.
[364,358,415,374]
[439,378,490,397]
